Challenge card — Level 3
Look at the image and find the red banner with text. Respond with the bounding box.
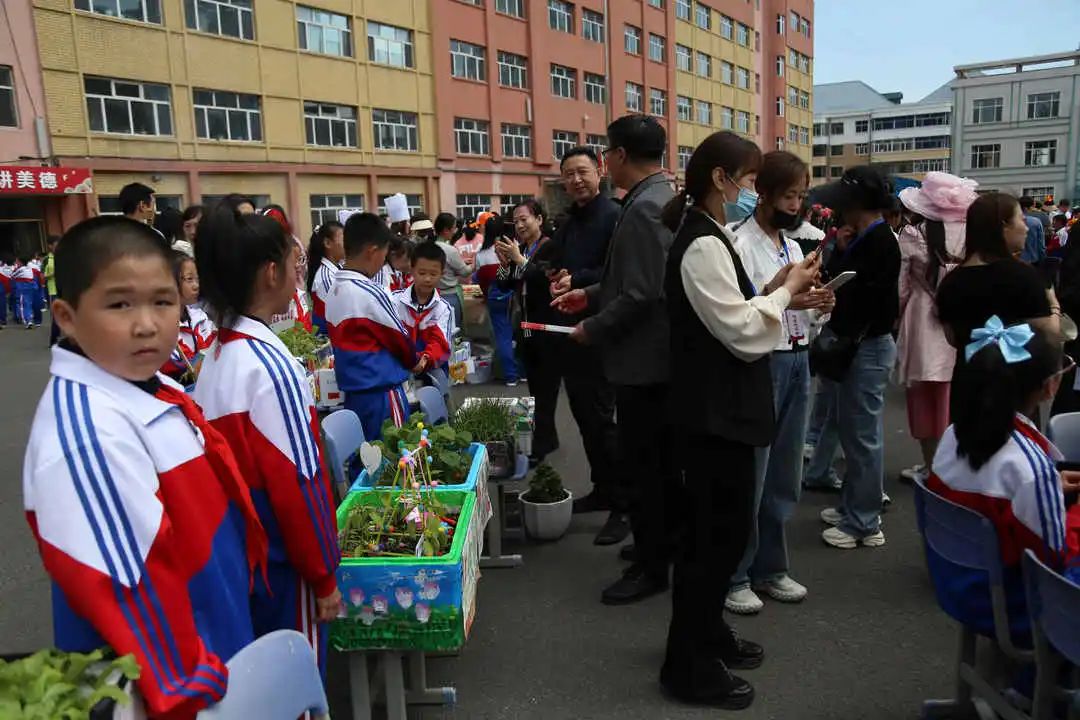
[0,166,93,196]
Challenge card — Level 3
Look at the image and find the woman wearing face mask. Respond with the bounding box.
[659,132,819,709]
[725,151,834,616]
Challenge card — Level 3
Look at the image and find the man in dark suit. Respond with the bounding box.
[553,115,677,605]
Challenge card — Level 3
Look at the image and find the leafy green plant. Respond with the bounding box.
[0,648,140,718]
[521,462,568,504]
[276,324,322,363]
[375,414,473,486]
[451,399,516,444]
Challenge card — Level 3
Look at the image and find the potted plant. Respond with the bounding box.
[518,463,573,541]
[451,398,517,478]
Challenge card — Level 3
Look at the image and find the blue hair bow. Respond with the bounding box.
[964,315,1034,363]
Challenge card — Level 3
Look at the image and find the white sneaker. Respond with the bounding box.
[802,443,815,462]
[753,575,807,603]
[819,507,843,526]
[724,586,764,615]
[899,464,927,483]
[822,526,886,549]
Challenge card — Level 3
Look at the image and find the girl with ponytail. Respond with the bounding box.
[306,220,345,334]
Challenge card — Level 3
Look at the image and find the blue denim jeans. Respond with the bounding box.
[805,378,842,487]
[731,350,810,587]
[487,295,518,382]
[836,334,896,538]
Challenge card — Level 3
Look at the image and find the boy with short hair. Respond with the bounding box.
[393,241,456,375]
[23,216,267,718]
[325,212,417,440]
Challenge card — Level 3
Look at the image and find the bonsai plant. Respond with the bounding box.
[451,398,517,477]
[518,462,573,540]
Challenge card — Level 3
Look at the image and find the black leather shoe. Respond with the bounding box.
[618,543,636,562]
[716,636,764,670]
[572,491,612,514]
[601,563,668,605]
[593,512,630,545]
[659,667,755,710]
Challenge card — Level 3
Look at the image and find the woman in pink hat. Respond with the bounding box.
[895,172,978,483]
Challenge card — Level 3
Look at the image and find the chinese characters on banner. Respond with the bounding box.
[0,166,93,195]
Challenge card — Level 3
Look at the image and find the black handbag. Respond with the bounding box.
[809,325,863,382]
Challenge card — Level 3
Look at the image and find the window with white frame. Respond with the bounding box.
[830,121,843,134]
[789,10,798,30]
[85,77,172,136]
[585,133,606,155]
[1027,92,1060,120]
[378,194,423,216]
[855,120,868,132]
[776,13,784,34]
[496,0,525,18]
[0,67,16,128]
[502,123,532,158]
[675,44,691,72]
[650,88,666,116]
[720,105,733,129]
[854,143,869,155]
[914,135,950,150]
[186,0,255,38]
[648,33,665,62]
[873,138,912,154]
[454,117,490,155]
[677,145,692,172]
[551,64,576,98]
[584,72,606,104]
[913,158,949,173]
[776,55,784,77]
[675,0,690,19]
[736,66,749,89]
[775,137,784,150]
[788,124,798,143]
[971,97,1002,124]
[735,22,749,46]
[970,143,1000,169]
[799,126,810,145]
[625,82,643,112]
[720,60,733,85]
[696,52,712,77]
[456,194,490,221]
[372,109,418,151]
[624,25,641,54]
[451,40,486,81]
[499,194,532,211]
[367,21,413,68]
[193,89,260,141]
[800,18,809,36]
[583,9,604,42]
[799,89,810,109]
[799,54,810,73]
[1022,186,1055,201]
[80,0,161,24]
[676,95,691,121]
[736,110,749,133]
[718,14,733,39]
[789,48,797,66]
[304,101,357,147]
[829,166,843,178]
[776,97,784,116]
[648,0,664,7]
[549,0,573,33]
[788,85,798,106]
[310,194,363,231]
[297,5,351,56]
[553,130,579,160]
[694,2,710,29]
[696,100,711,125]
[1025,139,1057,166]
[497,51,528,89]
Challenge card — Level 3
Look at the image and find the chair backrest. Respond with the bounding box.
[1047,411,1080,462]
[197,630,328,719]
[416,385,448,425]
[321,409,365,496]
[424,367,450,400]
[1023,549,1080,665]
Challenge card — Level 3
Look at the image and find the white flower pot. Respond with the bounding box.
[518,489,573,541]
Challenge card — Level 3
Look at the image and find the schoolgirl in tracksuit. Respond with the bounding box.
[392,286,454,374]
[30,257,45,324]
[162,304,216,380]
[0,262,10,327]
[306,221,345,336]
[12,260,37,328]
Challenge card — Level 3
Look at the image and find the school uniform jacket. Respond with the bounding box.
[164,306,217,378]
[309,257,339,333]
[24,347,259,718]
[0,264,11,294]
[193,316,340,600]
[392,287,455,368]
[325,269,414,392]
[12,264,36,288]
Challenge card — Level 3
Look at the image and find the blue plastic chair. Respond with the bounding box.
[1047,412,1080,462]
[1023,549,1080,720]
[417,385,448,425]
[913,478,1032,720]
[423,367,451,402]
[197,630,328,719]
[321,408,365,500]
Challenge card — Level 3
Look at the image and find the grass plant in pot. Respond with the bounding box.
[451,398,517,478]
[518,462,572,541]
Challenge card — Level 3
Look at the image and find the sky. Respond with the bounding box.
[813,0,1080,101]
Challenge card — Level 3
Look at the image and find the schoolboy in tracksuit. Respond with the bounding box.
[392,240,455,375]
[12,258,37,328]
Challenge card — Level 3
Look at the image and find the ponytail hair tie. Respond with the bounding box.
[965,315,1034,363]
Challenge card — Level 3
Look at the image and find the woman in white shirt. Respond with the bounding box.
[726,151,834,616]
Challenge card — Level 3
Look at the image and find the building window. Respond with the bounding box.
[677,145,692,172]
[549,0,573,33]
[85,77,172,136]
[456,194,490,222]
[799,126,810,145]
[675,44,691,72]
[830,166,843,178]
[713,60,729,85]
[854,143,869,155]
[0,66,16,127]
[830,121,843,134]
[624,25,641,55]
[496,0,525,18]
[193,89,260,142]
[736,110,749,133]
[626,82,643,112]
[650,88,666,116]
[454,117,490,155]
[915,111,949,127]
[79,0,161,24]
[584,72,606,104]
[583,9,604,42]
[914,135,950,150]
[497,51,528,89]
[735,66,749,89]
[451,40,486,81]
[1025,140,1057,167]
[799,90,810,109]
[499,194,532,210]
[790,10,798,30]
[648,0,664,7]
[1022,186,1055,201]
[297,5,351,56]
[788,124,798,143]
[775,55,784,77]
[304,101,357,147]
[719,14,733,39]
[776,13,784,34]
[585,133,606,155]
[675,0,690,20]
[800,18,809,36]
[776,97,784,116]
[873,138,913,153]
[553,129,579,160]
[812,144,826,157]
[912,158,949,173]
[1027,91,1060,120]
[551,64,576,98]
[366,21,413,68]
[648,33,665,62]
[970,143,1000,169]
[676,95,691,121]
[735,23,749,46]
[855,119,868,133]
[696,100,711,125]
[787,86,798,106]
[830,144,843,156]
[694,2,710,29]
[501,123,532,158]
[379,194,423,216]
[696,52,712,78]
[812,166,825,178]
[720,105,733,129]
[372,109,419,151]
[311,194,363,231]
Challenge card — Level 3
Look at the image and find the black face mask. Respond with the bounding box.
[770,208,801,232]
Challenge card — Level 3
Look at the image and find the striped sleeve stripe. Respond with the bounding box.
[1012,432,1056,550]
[53,381,224,702]
[1021,433,1066,551]
[349,279,408,335]
[1012,432,1064,552]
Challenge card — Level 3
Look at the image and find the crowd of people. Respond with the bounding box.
[15,111,1080,716]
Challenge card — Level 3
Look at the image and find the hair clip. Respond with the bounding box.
[965,315,1033,363]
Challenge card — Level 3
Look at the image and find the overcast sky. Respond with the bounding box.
[813,0,1080,101]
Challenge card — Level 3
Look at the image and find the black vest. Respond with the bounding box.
[665,208,775,446]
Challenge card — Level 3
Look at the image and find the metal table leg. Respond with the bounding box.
[481,480,522,568]
[404,651,457,707]
[348,652,372,720]
[383,652,407,720]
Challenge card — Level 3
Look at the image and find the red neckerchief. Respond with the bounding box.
[1014,415,1051,453]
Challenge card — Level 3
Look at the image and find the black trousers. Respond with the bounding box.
[663,434,756,683]
[614,383,679,578]
[522,334,618,495]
